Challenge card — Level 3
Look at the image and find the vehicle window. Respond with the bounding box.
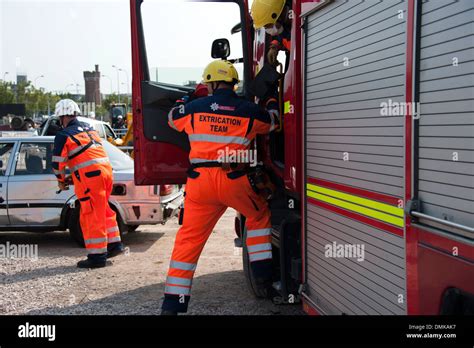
[0,143,14,176]
[94,124,106,138]
[142,1,244,93]
[112,106,125,118]
[104,124,115,139]
[14,143,54,176]
[44,119,62,136]
[102,141,134,171]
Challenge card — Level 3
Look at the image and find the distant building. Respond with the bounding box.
[16,74,27,84]
[83,65,101,105]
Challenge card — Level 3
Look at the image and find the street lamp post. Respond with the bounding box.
[34,75,44,88]
[2,72,9,81]
[102,74,113,95]
[112,65,121,103]
[119,68,130,96]
[34,75,45,117]
[64,83,74,94]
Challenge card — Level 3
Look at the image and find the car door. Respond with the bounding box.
[7,140,73,226]
[0,141,16,225]
[93,122,106,139]
[131,0,253,185]
[104,123,118,140]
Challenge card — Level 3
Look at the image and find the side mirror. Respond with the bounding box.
[211,38,230,59]
[231,23,241,35]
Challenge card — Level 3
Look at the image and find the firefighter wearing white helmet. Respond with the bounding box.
[55,99,81,118]
[52,99,125,268]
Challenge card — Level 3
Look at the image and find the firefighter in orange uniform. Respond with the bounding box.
[52,99,124,268]
[161,60,280,315]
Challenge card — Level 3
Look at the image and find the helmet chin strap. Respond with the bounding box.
[210,81,221,94]
[59,115,74,128]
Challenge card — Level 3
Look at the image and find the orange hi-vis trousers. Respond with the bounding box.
[74,163,121,257]
[51,118,121,260]
[162,168,272,312]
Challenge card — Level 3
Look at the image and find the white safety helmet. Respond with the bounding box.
[55,99,81,117]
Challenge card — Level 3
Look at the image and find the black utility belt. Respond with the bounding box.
[187,164,275,200]
[187,162,250,179]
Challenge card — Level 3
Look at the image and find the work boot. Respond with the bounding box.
[255,277,273,298]
[77,258,107,269]
[77,253,107,269]
[107,242,125,258]
[160,309,178,316]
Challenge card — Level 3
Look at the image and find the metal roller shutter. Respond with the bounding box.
[416,0,474,238]
[304,0,407,315]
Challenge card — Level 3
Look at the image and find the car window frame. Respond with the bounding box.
[94,123,106,138]
[104,123,116,139]
[0,141,19,177]
[13,141,55,177]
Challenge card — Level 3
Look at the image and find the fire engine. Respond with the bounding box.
[130,0,474,315]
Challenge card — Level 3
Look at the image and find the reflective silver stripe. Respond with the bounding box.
[188,134,251,146]
[68,143,100,157]
[70,157,109,172]
[249,251,272,262]
[168,108,179,131]
[52,156,67,163]
[53,168,66,175]
[107,226,119,233]
[247,243,272,253]
[166,276,192,287]
[107,236,121,243]
[247,228,272,238]
[170,260,197,271]
[190,158,218,164]
[164,285,191,295]
[268,110,278,132]
[86,247,107,254]
[84,237,108,245]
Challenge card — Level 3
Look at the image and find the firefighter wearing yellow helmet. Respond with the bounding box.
[162,59,280,315]
[202,59,239,94]
[251,0,292,66]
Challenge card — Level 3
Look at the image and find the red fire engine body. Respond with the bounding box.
[130,0,474,315]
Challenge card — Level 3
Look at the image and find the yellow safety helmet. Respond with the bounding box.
[202,60,239,84]
[251,0,286,29]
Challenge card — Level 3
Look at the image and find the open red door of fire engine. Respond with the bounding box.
[130,0,252,185]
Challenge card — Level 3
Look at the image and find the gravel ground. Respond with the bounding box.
[0,209,304,315]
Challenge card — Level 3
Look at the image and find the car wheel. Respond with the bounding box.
[242,220,268,298]
[68,205,84,247]
[68,202,126,248]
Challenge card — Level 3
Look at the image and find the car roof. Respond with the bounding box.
[0,135,55,141]
[49,115,108,126]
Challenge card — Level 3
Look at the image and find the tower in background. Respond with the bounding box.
[84,64,101,105]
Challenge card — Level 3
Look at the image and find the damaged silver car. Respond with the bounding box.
[0,136,183,246]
